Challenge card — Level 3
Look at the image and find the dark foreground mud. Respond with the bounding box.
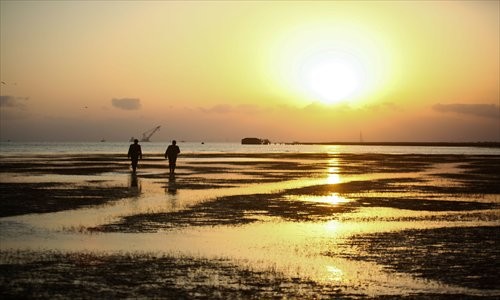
[0,250,493,299]
[0,251,348,299]
[337,226,500,290]
[0,182,137,217]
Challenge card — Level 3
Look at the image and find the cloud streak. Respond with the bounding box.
[199,104,263,114]
[433,103,499,119]
[112,98,141,110]
[0,95,29,108]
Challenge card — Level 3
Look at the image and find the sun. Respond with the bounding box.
[269,22,393,107]
[302,52,365,104]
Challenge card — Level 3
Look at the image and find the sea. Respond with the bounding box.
[1,141,500,155]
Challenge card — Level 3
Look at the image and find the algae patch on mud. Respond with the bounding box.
[0,251,347,299]
[0,182,135,217]
[90,175,498,233]
[336,226,500,290]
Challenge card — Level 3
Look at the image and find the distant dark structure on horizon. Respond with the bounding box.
[287,141,500,148]
[241,137,271,145]
[130,125,161,142]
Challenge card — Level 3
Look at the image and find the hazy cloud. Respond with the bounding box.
[0,95,29,108]
[200,104,262,114]
[366,102,402,112]
[0,95,30,120]
[112,98,141,110]
[200,104,232,113]
[302,102,355,114]
[433,103,499,119]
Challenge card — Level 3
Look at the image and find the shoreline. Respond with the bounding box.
[285,141,500,147]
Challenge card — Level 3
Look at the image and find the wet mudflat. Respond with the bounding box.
[0,250,350,299]
[0,152,499,298]
[337,226,499,290]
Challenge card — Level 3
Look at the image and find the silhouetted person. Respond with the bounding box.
[128,139,142,173]
[165,140,180,176]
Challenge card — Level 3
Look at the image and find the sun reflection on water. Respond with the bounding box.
[327,172,341,185]
[326,194,349,205]
[326,265,344,282]
[324,220,341,232]
[290,194,351,206]
[326,157,342,184]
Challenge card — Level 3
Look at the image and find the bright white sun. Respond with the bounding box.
[271,23,392,106]
[303,55,364,104]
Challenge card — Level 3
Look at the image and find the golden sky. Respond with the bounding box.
[1,1,499,142]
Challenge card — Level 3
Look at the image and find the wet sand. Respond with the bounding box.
[0,152,499,298]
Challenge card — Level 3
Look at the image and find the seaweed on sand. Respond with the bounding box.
[0,250,348,299]
[433,157,500,194]
[0,154,126,175]
[334,226,500,290]
[0,182,135,217]
[89,193,356,232]
[90,176,497,233]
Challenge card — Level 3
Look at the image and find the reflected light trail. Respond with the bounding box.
[288,194,350,206]
[327,171,341,185]
[324,220,341,232]
[326,265,344,282]
[325,194,349,205]
[326,157,342,184]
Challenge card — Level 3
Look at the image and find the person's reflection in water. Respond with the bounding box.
[129,173,142,196]
[165,175,178,209]
[166,175,177,195]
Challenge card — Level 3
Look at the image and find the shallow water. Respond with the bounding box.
[1,152,499,297]
[2,141,500,155]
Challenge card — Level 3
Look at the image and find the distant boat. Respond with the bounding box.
[100,139,106,142]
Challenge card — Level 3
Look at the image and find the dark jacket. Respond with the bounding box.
[165,145,180,159]
[128,144,142,160]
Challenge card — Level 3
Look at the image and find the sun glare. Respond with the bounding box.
[304,55,364,104]
[270,21,393,107]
